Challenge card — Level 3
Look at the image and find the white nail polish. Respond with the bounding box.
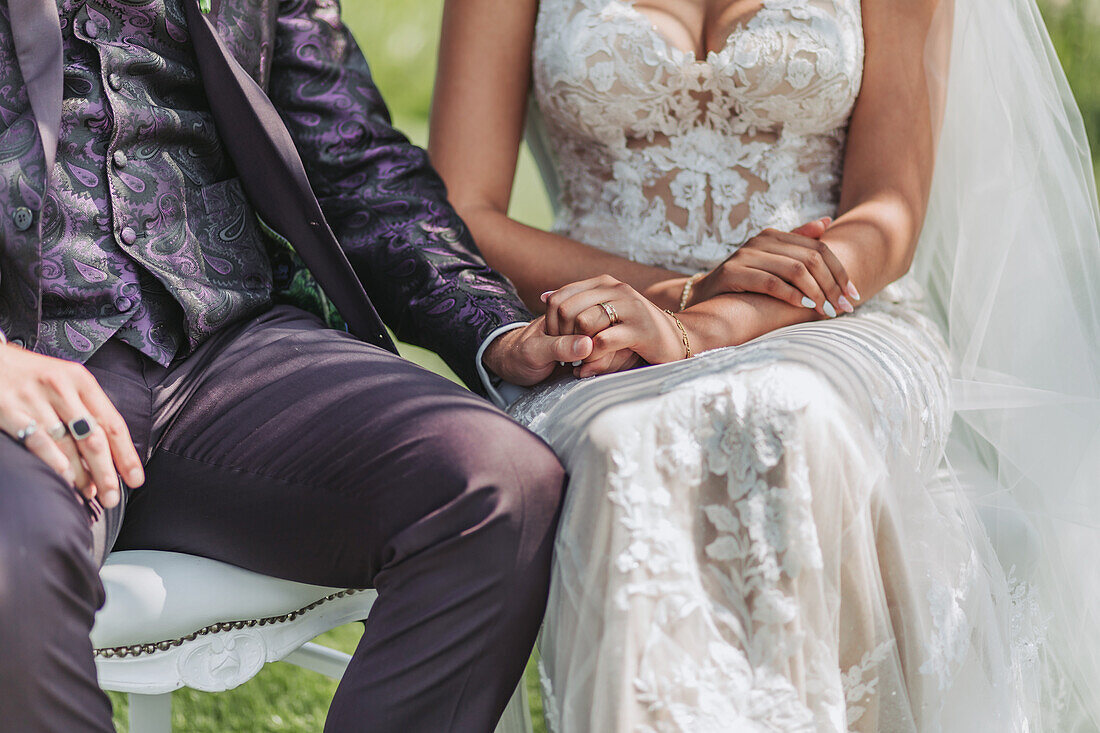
[823,301,837,318]
[572,360,583,367]
[801,296,817,309]
[558,361,566,367]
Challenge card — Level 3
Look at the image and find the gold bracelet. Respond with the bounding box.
[679,272,705,311]
[664,309,694,359]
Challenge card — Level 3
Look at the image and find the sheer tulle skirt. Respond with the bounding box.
[510,281,1049,732]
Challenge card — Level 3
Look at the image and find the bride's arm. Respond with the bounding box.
[429,0,682,312]
[678,0,944,352]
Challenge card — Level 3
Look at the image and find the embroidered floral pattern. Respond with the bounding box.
[511,322,965,731]
[531,0,864,273]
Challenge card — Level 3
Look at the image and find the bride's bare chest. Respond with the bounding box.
[624,0,778,59]
[532,0,865,139]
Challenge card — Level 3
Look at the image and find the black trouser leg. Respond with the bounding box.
[114,307,565,731]
[0,437,114,733]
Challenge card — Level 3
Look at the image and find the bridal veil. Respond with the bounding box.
[917,0,1100,725]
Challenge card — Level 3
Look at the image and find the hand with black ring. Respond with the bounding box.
[0,343,144,507]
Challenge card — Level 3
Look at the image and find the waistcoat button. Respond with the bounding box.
[12,207,33,231]
[108,73,122,91]
[120,227,138,246]
[112,150,128,169]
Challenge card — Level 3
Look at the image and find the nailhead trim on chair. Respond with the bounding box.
[94,588,365,659]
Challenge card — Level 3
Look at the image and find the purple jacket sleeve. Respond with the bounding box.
[265,0,531,389]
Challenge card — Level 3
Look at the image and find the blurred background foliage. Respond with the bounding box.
[1042,0,1100,190]
[109,1,1099,731]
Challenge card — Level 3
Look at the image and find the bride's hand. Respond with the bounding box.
[688,219,861,318]
[543,276,694,377]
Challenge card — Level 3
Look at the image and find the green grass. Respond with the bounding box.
[107,1,1100,730]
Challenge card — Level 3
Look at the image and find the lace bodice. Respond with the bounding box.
[531,0,864,272]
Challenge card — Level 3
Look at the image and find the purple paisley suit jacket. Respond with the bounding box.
[1,0,530,390]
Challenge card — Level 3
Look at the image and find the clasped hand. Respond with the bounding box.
[537,217,861,379]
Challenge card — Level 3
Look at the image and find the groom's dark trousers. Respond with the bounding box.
[0,306,565,732]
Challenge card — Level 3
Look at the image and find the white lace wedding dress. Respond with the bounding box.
[508,0,1056,730]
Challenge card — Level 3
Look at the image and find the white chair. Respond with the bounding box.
[93,550,534,733]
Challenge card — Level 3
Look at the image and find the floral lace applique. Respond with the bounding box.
[593,374,839,730]
[920,553,978,691]
[531,0,864,272]
[843,640,896,727]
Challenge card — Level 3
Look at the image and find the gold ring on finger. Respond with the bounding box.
[599,301,622,326]
[68,415,97,442]
[47,422,68,441]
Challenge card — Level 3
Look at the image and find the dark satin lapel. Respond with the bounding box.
[182,0,395,353]
[9,0,63,174]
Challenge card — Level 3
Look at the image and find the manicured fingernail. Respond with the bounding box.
[571,360,583,367]
[823,301,837,318]
[838,295,854,313]
[540,291,554,303]
[558,361,566,367]
[846,282,861,301]
[801,296,817,309]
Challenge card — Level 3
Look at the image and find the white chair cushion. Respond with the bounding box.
[92,550,352,650]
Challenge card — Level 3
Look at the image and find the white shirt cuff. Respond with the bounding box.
[476,322,532,409]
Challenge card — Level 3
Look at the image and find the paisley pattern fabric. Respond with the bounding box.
[0,7,54,349]
[514,0,1046,729]
[264,0,532,385]
[44,0,273,365]
[0,0,530,388]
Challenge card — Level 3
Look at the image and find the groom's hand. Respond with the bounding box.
[0,343,144,508]
[482,317,593,386]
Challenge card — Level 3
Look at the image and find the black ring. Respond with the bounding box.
[68,416,96,441]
